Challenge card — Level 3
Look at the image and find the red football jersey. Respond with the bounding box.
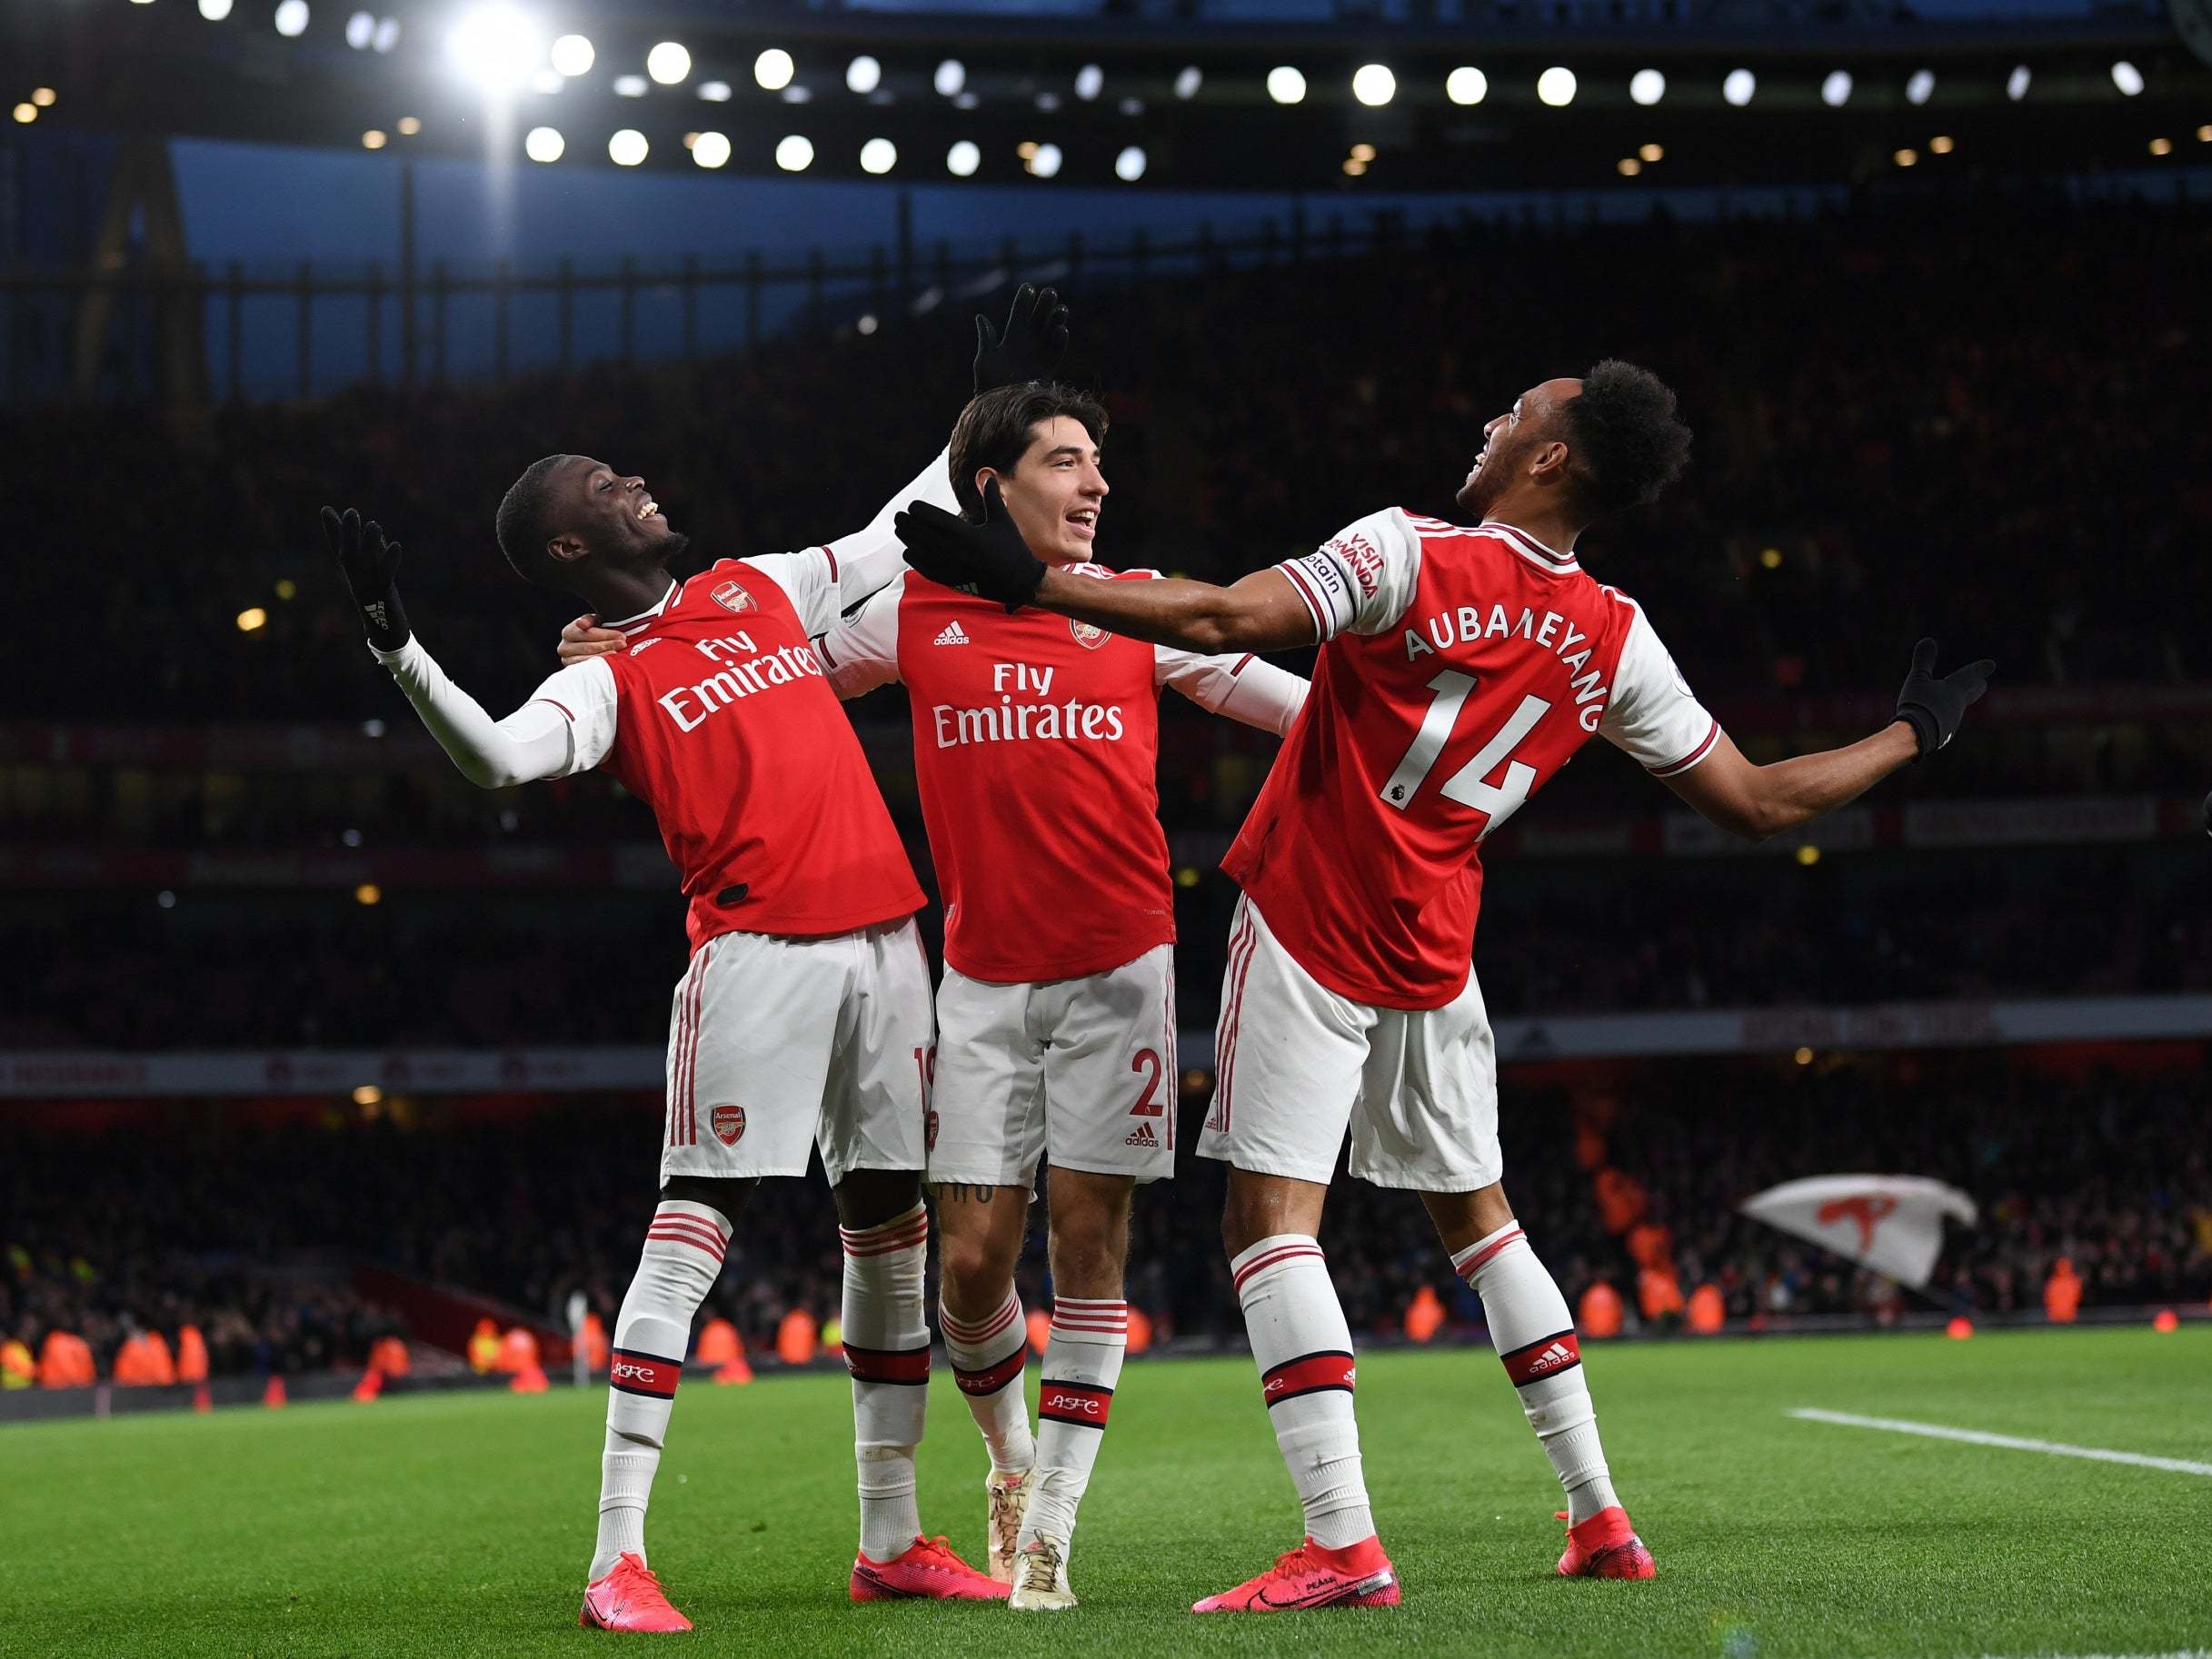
[818,565,1305,983]
[537,552,924,951]
[1226,509,1720,1010]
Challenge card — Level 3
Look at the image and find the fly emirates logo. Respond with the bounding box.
[654,631,826,733]
[932,660,1127,750]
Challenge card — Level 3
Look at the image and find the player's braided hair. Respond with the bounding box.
[948,382,1110,521]
[1559,360,1692,517]
[495,453,579,588]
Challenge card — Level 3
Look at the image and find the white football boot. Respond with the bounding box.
[985,1467,1031,1584]
[1008,1532,1077,1612]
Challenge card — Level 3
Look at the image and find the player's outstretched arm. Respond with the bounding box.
[322,505,591,790]
[897,481,1315,653]
[1661,640,1993,840]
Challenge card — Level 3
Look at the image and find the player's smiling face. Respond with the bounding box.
[552,456,683,567]
[1457,378,1579,520]
[984,416,1107,567]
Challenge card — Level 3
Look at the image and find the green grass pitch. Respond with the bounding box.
[10,1328,2210,1657]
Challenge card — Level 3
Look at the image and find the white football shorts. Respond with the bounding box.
[1199,893,1502,1193]
[660,916,933,1187]
[926,942,1178,1188]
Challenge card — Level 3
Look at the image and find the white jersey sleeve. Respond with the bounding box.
[1271,506,1424,641]
[812,572,905,700]
[374,639,618,785]
[1154,643,1308,736]
[1599,601,1722,778]
[749,449,957,634]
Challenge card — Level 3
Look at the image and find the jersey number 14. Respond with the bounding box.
[1380,670,1550,838]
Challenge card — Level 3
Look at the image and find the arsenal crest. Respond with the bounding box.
[712,580,756,614]
[711,1103,746,1145]
[1070,618,1107,650]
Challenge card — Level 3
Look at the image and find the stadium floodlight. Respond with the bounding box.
[947,138,980,175]
[9,103,33,124]
[274,1,310,38]
[1906,69,1934,106]
[1115,144,1145,182]
[1266,66,1306,104]
[198,0,234,16]
[32,87,55,107]
[1120,96,1143,115]
[776,134,814,171]
[1640,142,1663,162]
[346,11,374,48]
[532,69,563,94]
[397,115,420,134]
[1076,64,1103,102]
[523,124,563,162]
[1821,70,1852,107]
[1027,142,1062,178]
[1352,65,1395,107]
[860,136,897,174]
[2110,60,2143,96]
[613,75,647,97]
[1446,66,1487,105]
[782,86,812,104]
[2149,136,2172,155]
[1536,66,1576,107]
[1629,68,1664,106]
[846,55,881,94]
[550,34,593,75]
[1929,134,1954,154]
[372,15,399,52]
[1893,146,1917,166]
[1174,65,1202,100]
[2007,65,2031,102]
[692,131,731,168]
[1036,92,1061,112]
[935,59,966,96]
[1723,68,1756,107]
[953,91,979,110]
[753,48,793,91]
[361,129,386,149]
[696,80,731,102]
[445,6,543,96]
[608,128,648,165]
[648,43,692,85]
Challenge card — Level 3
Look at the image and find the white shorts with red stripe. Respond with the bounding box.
[661,916,932,1187]
[1200,892,1502,1192]
[925,943,1177,1188]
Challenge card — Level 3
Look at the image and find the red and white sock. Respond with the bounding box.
[1231,1235,1374,1550]
[1454,1221,1619,1525]
[1019,1296,1127,1545]
[840,1204,932,1561]
[940,1287,1035,1476]
[591,1199,731,1581]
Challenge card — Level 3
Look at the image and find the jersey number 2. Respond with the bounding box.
[1380,670,1549,837]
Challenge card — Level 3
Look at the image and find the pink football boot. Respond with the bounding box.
[1555,1506,1657,1578]
[849,1535,1011,1602]
[579,1553,693,1632]
[1191,1535,1400,1613]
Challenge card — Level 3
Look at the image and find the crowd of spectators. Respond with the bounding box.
[5,1059,2204,1384]
[8,193,2209,727]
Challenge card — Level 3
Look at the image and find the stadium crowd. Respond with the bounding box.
[6,1061,2204,1385]
[7,194,2210,728]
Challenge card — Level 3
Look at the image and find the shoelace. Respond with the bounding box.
[613,1558,671,1602]
[1016,1537,1064,1591]
[1268,1546,1316,1581]
[908,1535,961,1569]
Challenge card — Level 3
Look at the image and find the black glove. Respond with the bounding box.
[896,480,1045,611]
[972,283,1069,395]
[320,505,411,651]
[1894,637,1994,758]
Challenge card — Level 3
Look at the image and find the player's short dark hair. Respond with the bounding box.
[947,382,1109,521]
[495,454,578,588]
[1559,360,1693,518]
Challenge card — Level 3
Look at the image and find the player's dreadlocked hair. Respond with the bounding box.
[495,453,579,588]
[1559,360,1693,518]
[948,382,1110,521]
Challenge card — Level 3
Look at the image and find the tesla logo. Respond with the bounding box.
[1818,1194,1899,1253]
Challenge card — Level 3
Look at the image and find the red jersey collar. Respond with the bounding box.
[611,578,683,636]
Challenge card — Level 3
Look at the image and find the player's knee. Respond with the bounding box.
[937,1219,1015,1302]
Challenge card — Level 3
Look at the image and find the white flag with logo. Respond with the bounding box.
[1738,1175,1977,1288]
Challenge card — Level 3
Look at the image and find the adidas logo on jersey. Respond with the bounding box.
[1124,1122,1161,1148]
[934,621,971,646]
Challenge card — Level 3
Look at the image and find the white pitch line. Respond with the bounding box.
[1789,1408,2212,1476]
